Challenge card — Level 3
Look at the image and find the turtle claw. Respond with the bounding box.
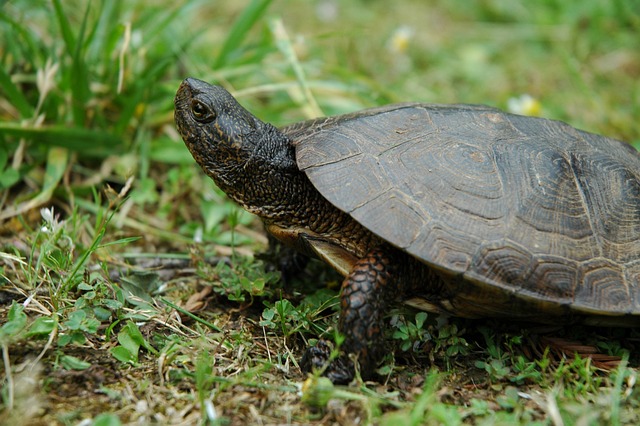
[300,339,355,384]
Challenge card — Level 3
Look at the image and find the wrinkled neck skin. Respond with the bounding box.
[212,122,306,222]
[184,118,377,257]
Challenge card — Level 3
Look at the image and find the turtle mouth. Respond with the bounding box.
[174,80,196,138]
[174,79,194,111]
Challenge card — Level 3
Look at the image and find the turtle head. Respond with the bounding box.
[174,78,263,164]
[174,78,297,208]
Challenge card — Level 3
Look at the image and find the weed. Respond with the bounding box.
[434,322,470,359]
[261,288,337,344]
[261,299,304,338]
[553,355,603,397]
[110,321,158,365]
[206,258,280,303]
[511,355,543,385]
[391,311,431,352]
[379,371,464,426]
[474,327,545,387]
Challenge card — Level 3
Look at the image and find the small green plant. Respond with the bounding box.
[110,321,158,365]
[474,328,511,382]
[192,351,229,425]
[58,309,101,347]
[474,328,542,385]
[553,355,603,397]
[465,398,493,418]
[0,303,28,345]
[56,273,126,347]
[260,299,300,336]
[57,354,92,371]
[92,413,123,426]
[596,339,629,357]
[260,297,329,340]
[510,355,542,385]
[434,322,470,362]
[208,258,280,302]
[391,312,431,352]
[380,371,463,426]
[475,357,511,383]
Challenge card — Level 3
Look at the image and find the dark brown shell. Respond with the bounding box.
[286,103,640,315]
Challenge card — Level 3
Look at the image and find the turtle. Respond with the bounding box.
[174,77,640,383]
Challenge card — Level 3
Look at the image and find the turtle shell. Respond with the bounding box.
[285,103,640,315]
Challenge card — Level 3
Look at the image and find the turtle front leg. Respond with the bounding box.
[302,246,396,383]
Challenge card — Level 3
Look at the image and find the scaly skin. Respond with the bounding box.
[174,78,378,258]
[174,78,441,382]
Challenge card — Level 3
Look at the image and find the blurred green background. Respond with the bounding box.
[2,0,638,222]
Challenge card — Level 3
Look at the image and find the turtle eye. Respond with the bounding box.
[191,100,215,123]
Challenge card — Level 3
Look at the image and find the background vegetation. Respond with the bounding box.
[1,0,639,424]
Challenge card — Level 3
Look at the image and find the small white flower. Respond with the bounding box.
[40,207,54,224]
[193,226,203,243]
[507,94,542,116]
[40,207,63,234]
[388,26,414,54]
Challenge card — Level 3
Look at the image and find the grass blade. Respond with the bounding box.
[161,298,222,332]
[0,66,33,118]
[51,0,76,53]
[0,146,68,220]
[69,3,92,126]
[269,18,322,118]
[113,56,175,136]
[0,123,121,156]
[0,11,39,61]
[214,0,272,68]
[52,0,91,126]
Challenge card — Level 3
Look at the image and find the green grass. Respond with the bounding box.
[1,0,640,424]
